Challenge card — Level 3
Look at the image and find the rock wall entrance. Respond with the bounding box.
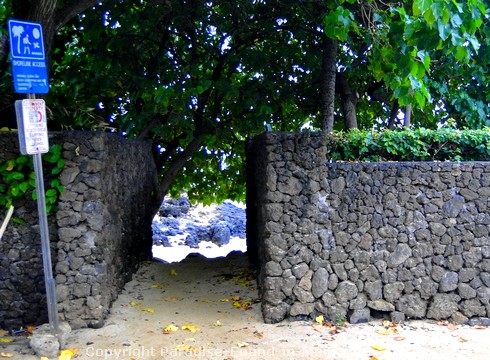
[247,132,490,325]
[0,131,158,329]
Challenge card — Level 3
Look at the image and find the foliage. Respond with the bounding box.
[327,128,490,162]
[0,144,65,215]
[0,0,489,204]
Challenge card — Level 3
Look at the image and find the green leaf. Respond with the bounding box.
[45,189,57,197]
[423,8,436,27]
[19,182,29,193]
[450,13,463,27]
[11,187,19,197]
[438,21,451,40]
[413,0,432,17]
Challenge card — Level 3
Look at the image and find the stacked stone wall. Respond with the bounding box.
[247,132,490,325]
[0,131,157,329]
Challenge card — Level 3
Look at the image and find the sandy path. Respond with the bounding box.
[3,252,490,359]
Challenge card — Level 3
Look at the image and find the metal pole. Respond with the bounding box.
[28,94,60,339]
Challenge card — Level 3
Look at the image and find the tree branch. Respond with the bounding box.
[55,0,108,31]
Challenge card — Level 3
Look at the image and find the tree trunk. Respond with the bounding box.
[319,36,338,133]
[387,100,399,129]
[13,0,58,68]
[404,104,412,128]
[336,72,358,130]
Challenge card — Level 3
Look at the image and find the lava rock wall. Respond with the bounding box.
[0,131,158,329]
[247,132,490,325]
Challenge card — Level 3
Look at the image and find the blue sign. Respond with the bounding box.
[8,19,49,94]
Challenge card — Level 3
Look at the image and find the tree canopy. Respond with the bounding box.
[0,0,488,205]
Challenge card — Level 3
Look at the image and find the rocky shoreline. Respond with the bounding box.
[151,197,246,262]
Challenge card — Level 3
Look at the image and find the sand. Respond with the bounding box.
[2,252,489,360]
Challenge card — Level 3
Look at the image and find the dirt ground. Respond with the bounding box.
[2,252,490,360]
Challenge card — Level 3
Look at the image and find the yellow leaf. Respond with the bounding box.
[163,324,179,334]
[0,339,12,343]
[237,342,249,348]
[377,328,397,335]
[169,269,178,276]
[175,344,190,351]
[232,301,242,308]
[231,296,240,301]
[220,298,229,302]
[181,324,200,333]
[129,300,140,307]
[142,308,154,313]
[315,315,324,324]
[175,344,200,353]
[58,348,79,360]
[0,353,13,358]
[371,344,387,351]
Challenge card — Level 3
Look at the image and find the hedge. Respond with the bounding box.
[326,128,490,162]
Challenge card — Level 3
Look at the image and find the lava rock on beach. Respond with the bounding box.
[152,196,246,248]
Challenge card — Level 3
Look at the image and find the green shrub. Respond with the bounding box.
[326,128,490,162]
[0,144,65,216]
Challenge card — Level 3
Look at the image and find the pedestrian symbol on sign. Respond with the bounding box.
[8,19,49,94]
[9,21,44,60]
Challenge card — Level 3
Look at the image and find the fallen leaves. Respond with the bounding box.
[129,300,141,307]
[377,321,399,336]
[231,296,253,310]
[58,348,79,360]
[310,316,347,343]
[370,344,387,351]
[163,324,179,334]
[472,325,487,330]
[181,324,200,333]
[164,323,201,334]
[436,321,458,331]
[0,353,13,358]
[175,343,200,353]
[169,269,178,276]
[221,270,255,287]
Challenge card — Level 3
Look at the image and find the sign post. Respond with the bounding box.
[9,19,60,339]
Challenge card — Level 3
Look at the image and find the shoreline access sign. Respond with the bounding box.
[8,19,49,94]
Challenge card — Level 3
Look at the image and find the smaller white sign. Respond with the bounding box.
[15,99,49,154]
